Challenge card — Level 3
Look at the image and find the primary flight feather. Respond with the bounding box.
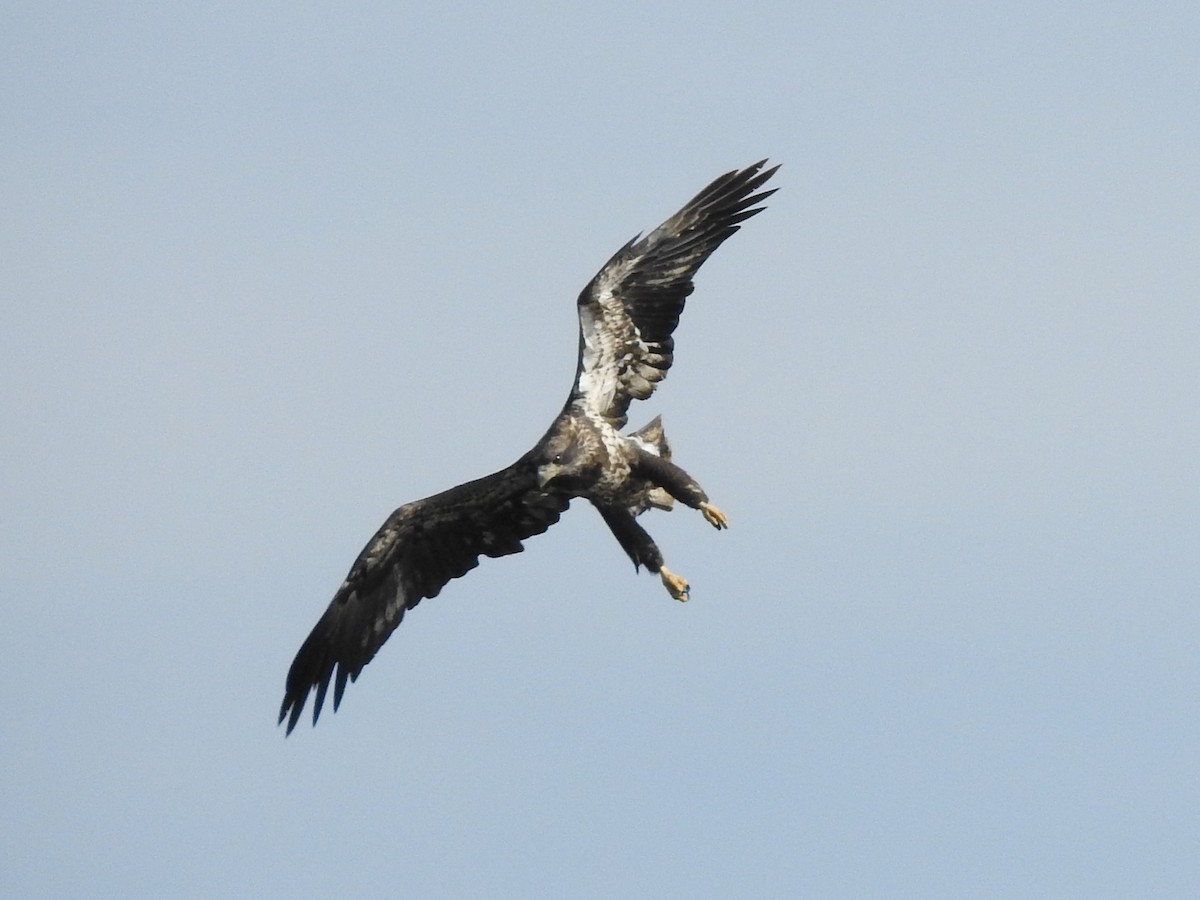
[280,160,778,733]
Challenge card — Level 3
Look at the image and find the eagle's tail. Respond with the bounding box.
[628,416,675,513]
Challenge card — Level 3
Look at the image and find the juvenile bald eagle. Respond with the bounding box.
[280,160,778,733]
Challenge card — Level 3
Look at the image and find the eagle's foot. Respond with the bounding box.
[700,502,729,530]
[660,566,690,602]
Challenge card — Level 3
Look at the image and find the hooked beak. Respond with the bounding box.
[536,462,563,490]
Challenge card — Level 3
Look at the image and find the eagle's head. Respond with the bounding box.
[536,417,601,491]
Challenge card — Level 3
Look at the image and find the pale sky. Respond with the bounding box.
[3,2,1197,897]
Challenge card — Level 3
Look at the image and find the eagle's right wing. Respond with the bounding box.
[279,461,568,733]
[569,160,778,427]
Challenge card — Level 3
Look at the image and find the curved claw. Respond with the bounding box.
[660,566,690,602]
[700,502,729,530]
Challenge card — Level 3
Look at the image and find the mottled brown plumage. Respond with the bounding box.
[280,161,778,733]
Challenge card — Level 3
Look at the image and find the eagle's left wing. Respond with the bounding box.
[279,459,568,734]
[569,160,778,426]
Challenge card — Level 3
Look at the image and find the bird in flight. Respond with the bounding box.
[280,160,779,733]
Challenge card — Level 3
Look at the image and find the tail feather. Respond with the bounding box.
[627,416,676,514]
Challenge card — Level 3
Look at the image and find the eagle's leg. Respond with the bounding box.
[631,451,729,530]
[592,501,690,601]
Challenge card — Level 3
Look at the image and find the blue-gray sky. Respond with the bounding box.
[3,2,1197,897]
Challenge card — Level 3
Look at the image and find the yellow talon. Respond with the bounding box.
[660,566,690,602]
[700,502,729,530]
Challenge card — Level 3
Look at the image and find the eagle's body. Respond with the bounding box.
[280,161,778,733]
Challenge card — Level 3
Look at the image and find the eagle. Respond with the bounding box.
[279,160,778,733]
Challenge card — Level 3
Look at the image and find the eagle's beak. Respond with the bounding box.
[536,462,563,490]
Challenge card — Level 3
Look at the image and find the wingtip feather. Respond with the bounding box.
[282,693,305,736]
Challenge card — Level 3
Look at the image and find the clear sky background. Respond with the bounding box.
[3,2,1197,897]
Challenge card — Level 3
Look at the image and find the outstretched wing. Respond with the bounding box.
[279,460,569,734]
[570,160,779,426]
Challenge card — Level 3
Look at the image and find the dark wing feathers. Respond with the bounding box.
[280,161,777,732]
[571,159,778,425]
[279,460,569,734]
